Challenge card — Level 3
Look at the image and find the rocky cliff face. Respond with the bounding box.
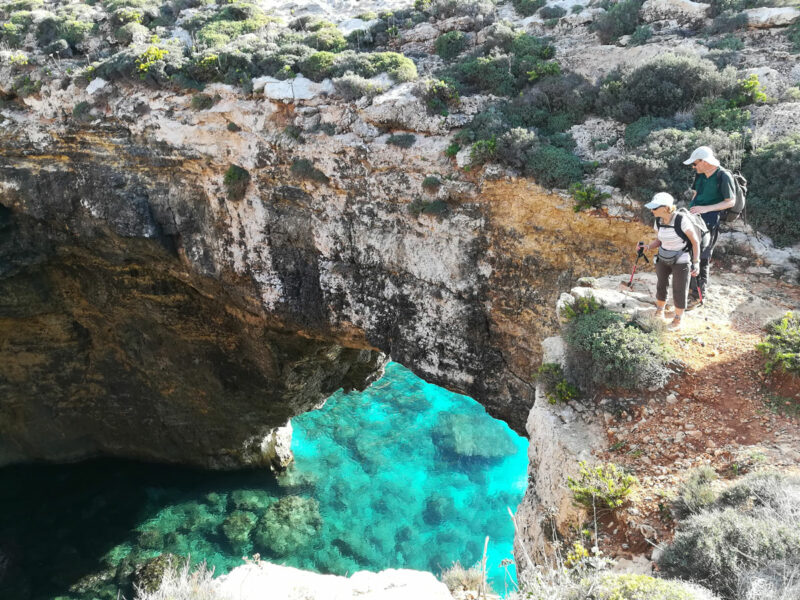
[0,78,650,466]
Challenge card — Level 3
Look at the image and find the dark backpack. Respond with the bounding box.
[657,208,711,259]
[693,168,747,223]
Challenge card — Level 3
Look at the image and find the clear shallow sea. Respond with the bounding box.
[0,362,528,599]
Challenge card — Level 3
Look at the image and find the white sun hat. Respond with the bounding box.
[644,192,675,210]
[683,146,720,167]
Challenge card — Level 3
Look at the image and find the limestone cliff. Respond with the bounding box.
[0,80,652,467]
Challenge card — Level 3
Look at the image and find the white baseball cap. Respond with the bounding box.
[644,192,675,210]
[683,146,720,167]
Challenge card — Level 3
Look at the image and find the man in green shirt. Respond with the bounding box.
[683,146,735,303]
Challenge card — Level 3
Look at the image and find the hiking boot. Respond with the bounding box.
[667,316,683,331]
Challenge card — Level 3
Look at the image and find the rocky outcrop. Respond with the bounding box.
[640,0,710,27]
[215,563,454,600]
[744,7,800,29]
[0,75,653,468]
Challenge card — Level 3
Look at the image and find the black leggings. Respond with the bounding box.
[655,260,690,310]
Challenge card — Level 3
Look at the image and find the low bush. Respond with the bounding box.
[624,116,681,148]
[446,142,460,157]
[190,93,216,110]
[567,461,637,510]
[133,558,225,600]
[564,307,671,390]
[72,100,92,122]
[708,10,748,34]
[571,183,610,212]
[561,295,600,321]
[756,312,799,376]
[419,78,459,115]
[708,33,744,51]
[536,363,579,404]
[387,133,416,148]
[115,22,149,45]
[291,158,329,184]
[223,164,250,201]
[591,0,643,44]
[729,73,767,106]
[526,144,585,189]
[440,561,486,593]
[741,135,800,246]
[693,98,750,131]
[422,175,442,192]
[469,137,497,165]
[305,25,346,52]
[620,54,732,120]
[674,466,719,518]
[495,127,539,171]
[435,30,467,60]
[788,20,800,53]
[331,72,387,100]
[407,198,449,217]
[630,24,653,46]
[512,0,546,16]
[539,5,567,19]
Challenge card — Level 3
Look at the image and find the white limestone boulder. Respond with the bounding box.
[361,83,448,134]
[253,75,335,101]
[744,7,800,29]
[640,0,710,26]
[402,22,439,43]
[215,563,454,600]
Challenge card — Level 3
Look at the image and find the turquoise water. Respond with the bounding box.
[0,362,528,599]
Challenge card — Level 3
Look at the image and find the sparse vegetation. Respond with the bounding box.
[435,30,467,60]
[133,558,226,600]
[290,158,329,184]
[386,133,416,148]
[440,561,487,593]
[421,175,442,192]
[674,466,719,518]
[567,461,637,510]
[571,183,610,212]
[536,362,579,404]
[223,164,250,201]
[591,0,643,44]
[756,312,800,376]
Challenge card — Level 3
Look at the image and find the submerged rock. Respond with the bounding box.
[432,413,517,461]
[252,496,323,557]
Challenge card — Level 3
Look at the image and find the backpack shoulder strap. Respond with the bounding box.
[672,212,691,251]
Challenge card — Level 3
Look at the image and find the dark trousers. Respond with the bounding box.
[656,260,690,310]
[691,223,720,296]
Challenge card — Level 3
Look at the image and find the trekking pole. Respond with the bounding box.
[625,243,649,288]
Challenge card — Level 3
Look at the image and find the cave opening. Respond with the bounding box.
[0,362,528,599]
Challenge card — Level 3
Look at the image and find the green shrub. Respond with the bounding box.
[567,461,637,510]
[193,3,275,47]
[440,561,487,593]
[227,121,241,132]
[526,144,585,188]
[708,33,744,51]
[115,21,149,45]
[659,507,800,598]
[621,54,731,119]
[624,116,679,148]
[223,164,250,201]
[630,24,653,46]
[512,0,545,16]
[694,98,750,131]
[387,133,416,148]
[564,307,671,390]
[190,93,215,110]
[470,137,497,165]
[539,5,566,19]
[756,312,800,376]
[571,183,610,212]
[445,142,460,157]
[582,573,716,600]
[72,101,92,122]
[302,51,336,81]
[708,10,748,34]
[408,198,449,217]
[788,20,800,53]
[291,158,329,184]
[332,72,387,100]
[305,25,346,52]
[536,363,579,404]
[422,176,442,192]
[675,466,719,518]
[495,127,539,170]
[419,78,459,115]
[717,471,799,510]
[592,0,643,44]
[371,51,417,82]
[435,30,467,60]
[741,136,800,246]
[729,73,767,106]
[561,294,600,321]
